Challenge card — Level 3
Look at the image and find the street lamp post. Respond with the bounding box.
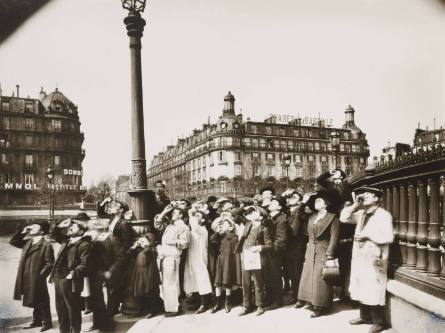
[330,131,341,169]
[121,0,150,220]
[46,165,55,223]
[282,153,292,188]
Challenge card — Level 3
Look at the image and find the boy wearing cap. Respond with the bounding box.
[340,187,393,333]
[235,207,272,316]
[10,221,54,331]
[264,196,288,310]
[50,218,90,333]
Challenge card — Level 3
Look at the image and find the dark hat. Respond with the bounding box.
[355,186,384,198]
[74,212,89,221]
[178,198,192,207]
[206,196,217,203]
[231,207,245,219]
[32,220,50,234]
[332,168,347,180]
[271,195,287,210]
[307,189,342,214]
[115,200,130,213]
[259,186,275,195]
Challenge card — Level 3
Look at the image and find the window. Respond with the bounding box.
[55,106,62,112]
[51,119,62,132]
[340,144,345,152]
[280,140,287,149]
[242,137,251,147]
[266,153,275,162]
[321,155,328,163]
[235,152,242,161]
[307,142,314,151]
[320,143,327,152]
[267,165,273,176]
[55,155,60,166]
[24,172,34,184]
[251,138,259,148]
[274,140,280,149]
[218,151,225,162]
[293,129,299,137]
[25,104,34,113]
[1,153,7,164]
[259,138,266,148]
[25,118,35,130]
[233,137,241,146]
[250,124,257,134]
[3,117,10,129]
[25,135,33,145]
[288,140,294,150]
[295,166,302,177]
[25,154,33,166]
[281,167,287,178]
[279,128,286,136]
[265,126,272,135]
[54,137,62,148]
[2,102,10,111]
[360,157,365,164]
[252,152,261,161]
[307,155,315,163]
[235,165,241,176]
[294,154,302,164]
[314,142,320,151]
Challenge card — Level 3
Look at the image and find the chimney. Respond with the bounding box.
[223,91,235,115]
[16,84,19,98]
[344,105,355,125]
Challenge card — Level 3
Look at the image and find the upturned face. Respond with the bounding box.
[245,210,262,221]
[67,223,83,237]
[110,202,123,215]
[172,208,183,221]
[222,201,233,211]
[362,192,379,207]
[177,201,188,210]
[287,194,301,206]
[314,198,327,211]
[268,199,281,212]
[28,224,43,236]
[194,211,205,224]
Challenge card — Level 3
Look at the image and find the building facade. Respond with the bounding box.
[412,127,445,153]
[147,92,370,199]
[0,85,86,207]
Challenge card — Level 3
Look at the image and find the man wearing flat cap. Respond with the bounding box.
[10,221,54,331]
[50,218,90,333]
[340,186,393,333]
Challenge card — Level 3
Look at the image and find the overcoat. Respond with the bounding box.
[340,205,393,305]
[298,210,339,308]
[10,231,54,307]
[211,231,242,287]
[184,218,213,295]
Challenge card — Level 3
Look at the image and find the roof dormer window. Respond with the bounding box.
[220,122,227,129]
[55,106,62,112]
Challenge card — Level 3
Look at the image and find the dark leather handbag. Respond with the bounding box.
[322,258,341,285]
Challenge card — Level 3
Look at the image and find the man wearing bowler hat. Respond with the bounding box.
[10,220,54,331]
[340,186,393,333]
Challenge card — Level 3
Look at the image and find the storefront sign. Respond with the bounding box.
[267,114,333,127]
[0,183,87,191]
[63,169,83,176]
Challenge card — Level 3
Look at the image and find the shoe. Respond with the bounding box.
[310,309,326,318]
[238,307,252,316]
[164,312,179,317]
[24,322,42,329]
[83,326,98,332]
[369,324,385,333]
[225,297,232,313]
[210,296,222,314]
[295,300,305,308]
[40,325,52,332]
[256,307,265,316]
[266,303,281,311]
[349,318,372,325]
[195,305,208,314]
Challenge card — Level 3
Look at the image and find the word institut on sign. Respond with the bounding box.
[266,114,334,127]
[0,183,87,191]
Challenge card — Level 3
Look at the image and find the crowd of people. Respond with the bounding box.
[10,168,394,333]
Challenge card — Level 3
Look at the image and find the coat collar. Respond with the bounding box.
[225,230,237,240]
[312,212,336,238]
[25,237,44,257]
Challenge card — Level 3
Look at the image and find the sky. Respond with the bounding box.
[1,0,444,186]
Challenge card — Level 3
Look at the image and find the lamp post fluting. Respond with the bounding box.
[46,165,55,223]
[121,0,150,220]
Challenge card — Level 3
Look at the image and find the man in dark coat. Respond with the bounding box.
[153,180,171,215]
[50,219,90,333]
[283,189,308,305]
[263,196,288,310]
[97,197,136,317]
[10,221,54,331]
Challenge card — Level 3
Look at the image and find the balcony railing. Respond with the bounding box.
[351,145,445,299]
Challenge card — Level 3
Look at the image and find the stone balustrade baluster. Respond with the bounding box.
[399,183,408,266]
[427,177,441,277]
[416,179,428,272]
[406,182,418,269]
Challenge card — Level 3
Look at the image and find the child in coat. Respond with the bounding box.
[210,216,242,313]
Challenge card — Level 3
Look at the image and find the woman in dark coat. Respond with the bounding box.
[10,221,54,331]
[296,190,340,317]
[121,230,161,318]
[210,217,242,313]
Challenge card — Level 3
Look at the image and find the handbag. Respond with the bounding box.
[321,258,341,285]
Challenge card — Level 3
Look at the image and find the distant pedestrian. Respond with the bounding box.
[10,221,54,332]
